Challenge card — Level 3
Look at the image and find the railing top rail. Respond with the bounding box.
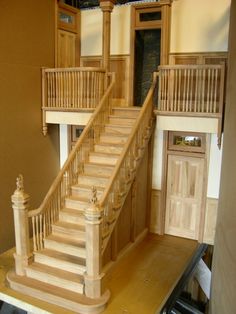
[158,64,225,70]
[42,67,106,73]
[99,72,158,207]
[29,73,115,218]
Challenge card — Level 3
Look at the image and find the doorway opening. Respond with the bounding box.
[134,29,161,106]
[129,2,171,106]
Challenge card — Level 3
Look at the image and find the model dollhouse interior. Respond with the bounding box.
[0,0,235,313]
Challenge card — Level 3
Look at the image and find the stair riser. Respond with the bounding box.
[89,155,118,166]
[78,176,109,187]
[65,199,89,211]
[71,187,103,200]
[94,144,123,154]
[109,117,135,125]
[104,125,131,135]
[112,109,140,118]
[100,134,128,145]
[34,254,85,275]
[25,268,84,294]
[59,211,85,224]
[44,239,86,258]
[84,163,114,176]
[52,226,85,241]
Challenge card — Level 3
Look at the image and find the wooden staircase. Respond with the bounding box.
[7,107,141,314]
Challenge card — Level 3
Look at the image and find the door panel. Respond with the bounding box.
[165,155,204,239]
[57,29,76,67]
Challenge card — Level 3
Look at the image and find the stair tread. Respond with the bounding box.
[53,221,85,232]
[46,234,85,248]
[105,123,132,128]
[72,183,105,191]
[35,248,86,266]
[95,142,124,147]
[101,132,129,138]
[113,106,141,111]
[89,151,120,157]
[65,195,90,204]
[84,161,115,168]
[27,262,84,283]
[109,114,136,120]
[8,271,108,305]
[79,172,110,179]
[61,207,84,216]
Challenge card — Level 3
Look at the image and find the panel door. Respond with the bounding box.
[165,154,205,240]
[57,29,76,67]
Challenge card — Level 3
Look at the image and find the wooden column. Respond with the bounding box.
[99,0,116,71]
[84,187,104,299]
[12,175,32,276]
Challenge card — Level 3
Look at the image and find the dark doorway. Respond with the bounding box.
[134,29,161,106]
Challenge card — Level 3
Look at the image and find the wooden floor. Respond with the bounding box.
[0,234,198,314]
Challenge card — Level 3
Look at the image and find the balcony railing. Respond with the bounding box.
[41,67,108,135]
[156,64,225,116]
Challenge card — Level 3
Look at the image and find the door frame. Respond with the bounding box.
[129,1,172,106]
[160,131,210,242]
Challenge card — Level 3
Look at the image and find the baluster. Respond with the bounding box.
[177,69,181,112]
[39,214,43,249]
[36,216,39,251]
[53,72,56,107]
[201,69,206,112]
[174,68,177,111]
[186,69,190,112]
[206,68,211,113]
[183,69,186,111]
[158,69,162,110]
[194,68,198,112]
[72,71,75,108]
[32,216,36,251]
[213,68,218,113]
[210,68,215,113]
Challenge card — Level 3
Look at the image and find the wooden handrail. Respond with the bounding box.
[44,67,106,73]
[29,73,115,219]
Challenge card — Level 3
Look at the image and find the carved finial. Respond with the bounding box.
[90,186,98,205]
[16,174,24,192]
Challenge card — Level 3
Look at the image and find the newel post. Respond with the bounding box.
[84,187,104,298]
[12,175,31,276]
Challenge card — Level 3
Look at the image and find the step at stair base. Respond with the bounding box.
[25,262,84,294]
[71,184,104,200]
[89,153,119,166]
[65,196,90,211]
[78,174,109,187]
[44,234,86,258]
[94,143,124,154]
[100,133,128,145]
[52,221,85,241]
[34,249,86,275]
[7,271,110,314]
[84,162,115,176]
[109,116,136,126]
[59,207,85,224]
[112,107,140,118]
[104,124,132,135]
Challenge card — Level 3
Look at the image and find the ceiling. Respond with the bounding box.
[63,0,157,9]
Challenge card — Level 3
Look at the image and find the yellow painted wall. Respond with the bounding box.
[0,0,59,253]
[81,5,131,56]
[81,0,230,56]
[170,0,230,53]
